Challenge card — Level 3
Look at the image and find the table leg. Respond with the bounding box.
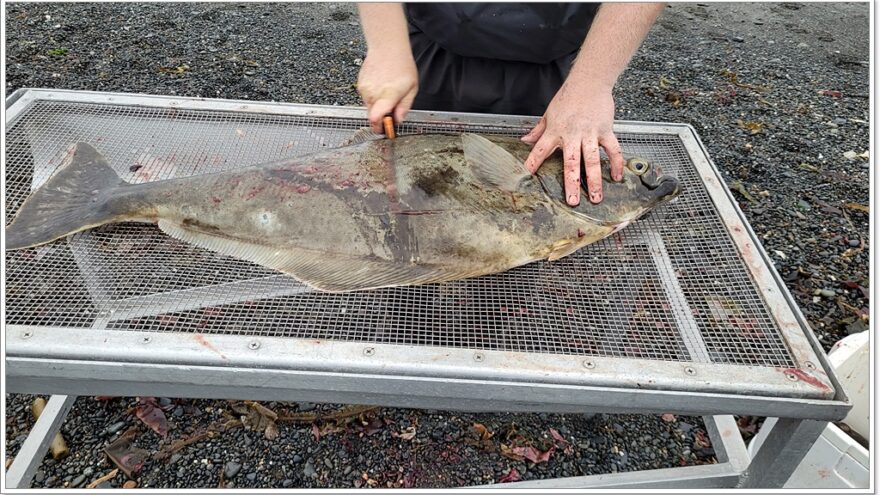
[5,395,77,489]
[737,417,827,488]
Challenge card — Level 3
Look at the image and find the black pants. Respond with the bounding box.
[408,23,577,117]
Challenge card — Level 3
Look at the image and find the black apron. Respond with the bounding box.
[405,3,600,116]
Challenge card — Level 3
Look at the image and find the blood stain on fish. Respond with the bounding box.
[244,185,266,200]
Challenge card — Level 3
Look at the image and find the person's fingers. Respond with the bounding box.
[600,132,625,182]
[562,139,582,206]
[521,116,547,144]
[523,134,558,174]
[367,98,397,134]
[582,139,603,204]
[393,86,418,124]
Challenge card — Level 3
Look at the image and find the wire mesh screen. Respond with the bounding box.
[5,99,795,367]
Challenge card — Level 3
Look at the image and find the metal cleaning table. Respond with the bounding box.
[4,89,850,488]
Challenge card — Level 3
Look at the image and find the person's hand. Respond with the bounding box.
[521,82,625,206]
[357,48,419,134]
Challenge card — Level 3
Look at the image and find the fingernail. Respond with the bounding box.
[568,194,578,206]
[590,192,602,203]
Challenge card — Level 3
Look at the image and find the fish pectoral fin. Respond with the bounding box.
[158,219,476,292]
[547,240,581,262]
[341,127,383,146]
[462,133,533,192]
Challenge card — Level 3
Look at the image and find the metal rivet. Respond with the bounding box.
[141,336,152,344]
[684,366,697,376]
[473,353,484,362]
[583,360,596,369]
[785,372,798,382]
[21,331,33,339]
[804,361,816,370]
[248,340,261,350]
[363,347,375,356]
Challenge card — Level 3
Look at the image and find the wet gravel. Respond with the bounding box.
[5,396,715,489]
[4,1,869,488]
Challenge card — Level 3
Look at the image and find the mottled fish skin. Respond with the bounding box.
[5,133,680,292]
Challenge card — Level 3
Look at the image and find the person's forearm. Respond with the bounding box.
[567,3,665,91]
[358,3,411,55]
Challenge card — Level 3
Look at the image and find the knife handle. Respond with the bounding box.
[382,115,396,140]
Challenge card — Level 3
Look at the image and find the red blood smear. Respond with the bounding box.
[244,185,266,200]
[297,185,312,193]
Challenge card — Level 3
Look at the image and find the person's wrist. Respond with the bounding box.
[562,68,616,98]
[366,41,413,62]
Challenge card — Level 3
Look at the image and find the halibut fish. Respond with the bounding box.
[5,132,680,292]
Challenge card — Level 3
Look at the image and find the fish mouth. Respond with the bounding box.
[643,174,680,201]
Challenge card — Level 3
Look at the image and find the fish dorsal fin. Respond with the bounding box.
[462,133,532,192]
[157,219,480,292]
[341,127,383,146]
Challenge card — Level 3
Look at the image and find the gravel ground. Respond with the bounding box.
[4,2,870,489]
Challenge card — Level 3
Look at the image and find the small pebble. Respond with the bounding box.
[820,289,836,298]
[282,479,294,488]
[303,461,317,479]
[246,473,257,482]
[71,475,86,488]
[106,421,127,434]
[848,239,860,247]
[324,458,333,469]
[123,481,137,489]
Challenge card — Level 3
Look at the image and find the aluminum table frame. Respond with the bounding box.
[3,89,850,489]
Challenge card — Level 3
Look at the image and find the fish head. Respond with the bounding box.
[536,156,681,226]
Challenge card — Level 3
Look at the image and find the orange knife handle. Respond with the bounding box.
[382,115,396,140]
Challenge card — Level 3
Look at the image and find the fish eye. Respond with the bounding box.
[627,158,650,175]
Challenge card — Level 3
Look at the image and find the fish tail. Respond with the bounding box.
[6,143,133,250]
